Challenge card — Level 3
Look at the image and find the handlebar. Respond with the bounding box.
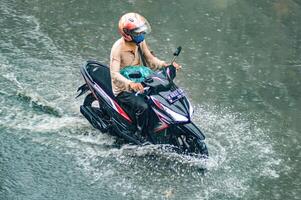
[171,46,182,64]
[135,86,150,96]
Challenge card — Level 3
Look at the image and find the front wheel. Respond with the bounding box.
[173,134,209,157]
[194,139,209,157]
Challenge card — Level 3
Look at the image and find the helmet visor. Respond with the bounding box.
[131,19,151,35]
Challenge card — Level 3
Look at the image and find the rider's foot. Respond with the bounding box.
[141,141,151,146]
[133,130,147,143]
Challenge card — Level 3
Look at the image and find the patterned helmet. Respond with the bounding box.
[118,12,151,41]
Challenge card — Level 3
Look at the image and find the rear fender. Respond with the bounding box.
[76,83,89,98]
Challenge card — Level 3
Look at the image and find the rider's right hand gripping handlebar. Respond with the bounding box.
[135,86,150,96]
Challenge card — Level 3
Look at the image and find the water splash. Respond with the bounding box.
[16,90,62,117]
[45,103,281,199]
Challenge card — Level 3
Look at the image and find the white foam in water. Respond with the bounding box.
[2,71,23,89]
[6,92,281,199]
[1,2,65,61]
[0,1,82,95]
[32,116,85,131]
[192,105,282,198]
[65,103,282,199]
[3,110,86,133]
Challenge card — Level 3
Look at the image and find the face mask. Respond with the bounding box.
[132,33,145,44]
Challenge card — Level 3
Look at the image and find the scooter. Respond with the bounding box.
[76,47,208,157]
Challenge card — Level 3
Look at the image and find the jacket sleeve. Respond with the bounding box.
[110,45,133,91]
[141,41,166,70]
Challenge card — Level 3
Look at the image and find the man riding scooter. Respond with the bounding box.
[109,12,181,142]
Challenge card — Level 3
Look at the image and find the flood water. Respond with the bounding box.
[0,0,300,199]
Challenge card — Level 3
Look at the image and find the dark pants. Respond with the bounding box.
[117,91,149,136]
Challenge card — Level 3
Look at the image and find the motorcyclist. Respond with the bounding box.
[109,12,181,141]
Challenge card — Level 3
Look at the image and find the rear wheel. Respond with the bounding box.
[84,93,98,107]
[84,93,106,117]
[83,93,110,132]
[192,138,209,157]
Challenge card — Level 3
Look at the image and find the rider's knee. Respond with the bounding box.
[136,99,148,112]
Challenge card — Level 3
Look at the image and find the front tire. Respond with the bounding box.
[194,139,209,157]
[174,134,209,157]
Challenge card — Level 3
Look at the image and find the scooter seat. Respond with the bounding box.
[84,61,135,122]
[86,60,114,98]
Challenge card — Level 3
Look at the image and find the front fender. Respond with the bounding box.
[178,122,205,140]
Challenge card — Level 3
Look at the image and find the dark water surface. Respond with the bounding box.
[1,0,300,199]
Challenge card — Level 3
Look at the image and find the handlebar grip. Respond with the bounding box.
[173,46,182,56]
[135,87,150,96]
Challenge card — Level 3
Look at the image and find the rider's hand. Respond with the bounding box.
[163,62,182,70]
[129,82,144,93]
[172,62,182,70]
